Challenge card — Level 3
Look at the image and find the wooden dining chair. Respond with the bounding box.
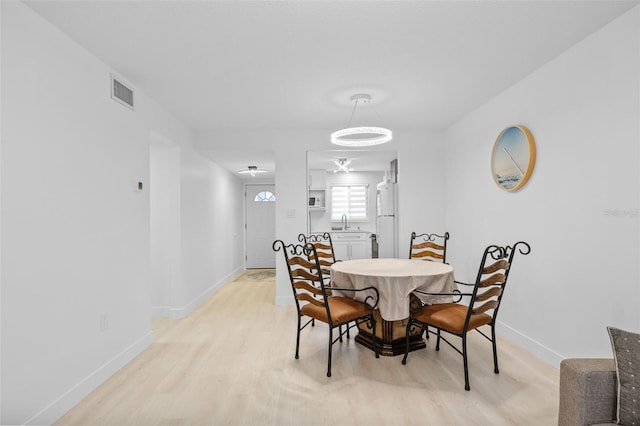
[402,241,531,390]
[409,232,450,263]
[273,240,379,377]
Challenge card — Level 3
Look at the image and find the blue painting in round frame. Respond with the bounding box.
[491,125,536,192]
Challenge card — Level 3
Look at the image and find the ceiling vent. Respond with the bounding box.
[110,73,134,110]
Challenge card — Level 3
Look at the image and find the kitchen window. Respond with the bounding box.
[330,184,368,221]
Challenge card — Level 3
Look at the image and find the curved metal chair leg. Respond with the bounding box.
[327,327,333,377]
[295,315,301,359]
[491,325,499,374]
[401,319,413,365]
[462,333,470,391]
[372,316,379,359]
[435,329,441,351]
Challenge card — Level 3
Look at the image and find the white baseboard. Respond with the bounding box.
[25,331,153,426]
[27,268,244,424]
[150,305,170,317]
[166,266,244,319]
[497,320,564,368]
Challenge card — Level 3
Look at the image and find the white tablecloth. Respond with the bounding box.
[330,258,456,321]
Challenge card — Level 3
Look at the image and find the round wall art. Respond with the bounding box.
[491,125,536,192]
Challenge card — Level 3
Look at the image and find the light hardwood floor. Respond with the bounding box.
[56,270,559,425]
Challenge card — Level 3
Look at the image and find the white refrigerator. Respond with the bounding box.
[376,181,397,258]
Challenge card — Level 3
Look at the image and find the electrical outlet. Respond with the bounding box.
[99,313,109,331]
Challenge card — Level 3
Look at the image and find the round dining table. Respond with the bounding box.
[331,258,456,356]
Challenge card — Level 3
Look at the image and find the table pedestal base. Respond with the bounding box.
[355,310,425,357]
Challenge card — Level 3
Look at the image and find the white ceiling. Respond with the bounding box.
[25,0,639,180]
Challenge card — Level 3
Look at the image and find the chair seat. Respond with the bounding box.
[301,296,371,326]
[413,303,492,334]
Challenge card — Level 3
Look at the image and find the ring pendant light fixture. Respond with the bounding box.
[331,93,392,146]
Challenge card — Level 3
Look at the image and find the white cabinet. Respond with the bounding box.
[309,169,326,190]
[331,232,370,260]
[308,169,326,211]
[349,240,367,259]
[333,240,349,261]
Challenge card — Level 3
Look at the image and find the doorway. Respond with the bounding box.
[149,131,180,317]
[245,184,276,268]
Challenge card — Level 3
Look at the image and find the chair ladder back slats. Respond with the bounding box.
[293,281,323,295]
[412,241,444,251]
[409,231,450,263]
[297,293,326,307]
[288,256,316,269]
[411,250,444,260]
[291,268,321,282]
[311,252,334,261]
[474,286,502,302]
[479,272,506,288]
[472,300,499,316]
[482,259,509,274]
[298,233,338,264]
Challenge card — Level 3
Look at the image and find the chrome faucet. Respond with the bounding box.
[341,213,349,230]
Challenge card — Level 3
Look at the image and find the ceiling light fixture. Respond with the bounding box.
[333,158,352,173]
[238,165,267,177]
[331,93,392,147]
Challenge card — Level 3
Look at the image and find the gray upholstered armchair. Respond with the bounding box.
[558,358,617,425]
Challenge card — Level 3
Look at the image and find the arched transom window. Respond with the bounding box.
[254,191,276,202]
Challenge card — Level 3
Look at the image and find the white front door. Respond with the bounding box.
[245,184,276,269]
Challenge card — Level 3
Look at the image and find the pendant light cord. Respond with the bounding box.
[346,98,360,127]
[346,97,385,127]
[368,102,385,124]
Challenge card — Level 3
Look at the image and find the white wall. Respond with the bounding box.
[149,135,245,320]
[396,130,447,259]
[2,3,150,423]
[1,2,245,423]
[178,148,245,315]
[444,6,640,366]
[150,134,181,317]
[273,135,310,304]
[0,1,4,421]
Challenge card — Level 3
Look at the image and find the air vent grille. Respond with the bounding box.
[110,74,134,110]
